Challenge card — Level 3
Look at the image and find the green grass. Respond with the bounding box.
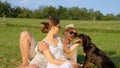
[0,18,120,68]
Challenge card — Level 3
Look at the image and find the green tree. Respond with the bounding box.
[79,8,88,20]
[115,13,120,20]
[94,11,103,20]
[18,8,33,18]
[67,7,81,20]
[33,9,41,18]
[0,1,118,20]
[42,6,57,18]
[88,8,96,20]
[0,1,11,17]
[57,6,68,19]
[103,14,114,20]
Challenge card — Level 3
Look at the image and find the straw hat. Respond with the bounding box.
[65,24,74,29]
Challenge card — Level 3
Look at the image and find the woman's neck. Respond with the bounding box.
[46,31,56,40]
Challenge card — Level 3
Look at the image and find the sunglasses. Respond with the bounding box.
[69,31,77,36]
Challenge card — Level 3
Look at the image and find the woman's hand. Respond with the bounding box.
[73,39,82,44]
[38,41,49,52]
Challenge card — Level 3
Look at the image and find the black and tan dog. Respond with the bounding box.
[78,34,116,68]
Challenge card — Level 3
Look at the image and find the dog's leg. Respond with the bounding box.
[82,55,93,68]
[96,63,102,68]
[84,61,92,68]
[82,56,91,68]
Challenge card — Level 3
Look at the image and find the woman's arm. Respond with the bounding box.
[38,41,67,65]
[63,43,79,54]
[43,49,78,68]
[43,49,67,65]
[63,39,81,54]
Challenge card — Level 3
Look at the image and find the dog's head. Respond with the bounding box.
[77,34,91,46]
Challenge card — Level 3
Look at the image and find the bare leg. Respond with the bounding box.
[19,31,33,67]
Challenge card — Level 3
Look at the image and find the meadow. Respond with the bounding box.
[0,18,120,68]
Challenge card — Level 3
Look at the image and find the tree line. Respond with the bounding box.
[0,1,120,20]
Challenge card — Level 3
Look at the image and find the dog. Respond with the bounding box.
[77,34,116,68]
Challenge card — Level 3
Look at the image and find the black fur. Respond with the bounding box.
[78,34,116,68]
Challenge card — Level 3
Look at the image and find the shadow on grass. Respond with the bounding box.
[77,54,84,64]
[105,51,120,68]
[111,56,120,68]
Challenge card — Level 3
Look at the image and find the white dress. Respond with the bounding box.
[30,36,74,68]
[29,42,47,68]
[44,36,74,68]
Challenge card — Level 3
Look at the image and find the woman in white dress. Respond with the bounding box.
[35,17,76,68]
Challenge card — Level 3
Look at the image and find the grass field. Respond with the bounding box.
[0,18,120,68]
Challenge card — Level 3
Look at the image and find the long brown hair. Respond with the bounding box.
[41,17,60,33]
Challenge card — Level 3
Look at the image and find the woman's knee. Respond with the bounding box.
[21,31,30,37]
[20,31,33,45]
[20,31,32,40]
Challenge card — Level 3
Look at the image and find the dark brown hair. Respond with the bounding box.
[41,22,50,33]
[41,17,60,33]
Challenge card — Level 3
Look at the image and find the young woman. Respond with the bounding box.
[35,17,76,68]
[63,25,83,68]
[63,24,79,62]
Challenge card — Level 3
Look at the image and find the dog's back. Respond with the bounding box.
[92,46,116,68]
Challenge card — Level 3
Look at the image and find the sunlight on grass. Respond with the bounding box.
[0,18,120,68]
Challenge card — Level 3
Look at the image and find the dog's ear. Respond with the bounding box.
[78,34,84,38]
[87,36,91,43]
[87,36,91,41]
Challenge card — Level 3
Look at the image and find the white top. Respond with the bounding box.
[44,36,66,59]
[44,36,73,68]
[33,35,74,68]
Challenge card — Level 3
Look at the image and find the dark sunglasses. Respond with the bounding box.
[69,31,77,36]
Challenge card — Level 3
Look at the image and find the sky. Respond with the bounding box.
[1,0,120,15]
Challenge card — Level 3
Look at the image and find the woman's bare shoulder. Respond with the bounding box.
[38,40,49,52]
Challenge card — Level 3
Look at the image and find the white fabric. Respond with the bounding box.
[29,38,37,60]
[30,36,74,68]
[46,61,74,68]
[44,36,74,68]
[29,53,47,68]
[30,41,47,68]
